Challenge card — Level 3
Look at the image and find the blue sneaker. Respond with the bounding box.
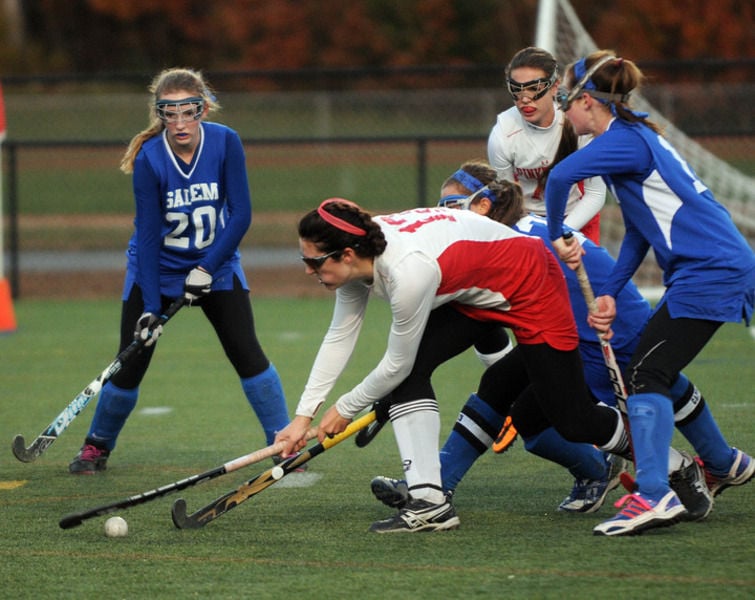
[696,448,754,497]
[558,455,628,513]
[593,490,687,536]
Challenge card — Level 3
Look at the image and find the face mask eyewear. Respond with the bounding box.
[507,72,557,102]
[557,54,618,112]
[156,97,205,124]
[438,186,490,210]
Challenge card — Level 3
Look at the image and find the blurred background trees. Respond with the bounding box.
[1,0,751,83]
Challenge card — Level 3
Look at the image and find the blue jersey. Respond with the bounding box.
[515,215,649,406]
[514,214,650,351]
[124,122,251,313]
[546,118,755,325]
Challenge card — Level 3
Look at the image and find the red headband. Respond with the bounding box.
[317,198,367,236]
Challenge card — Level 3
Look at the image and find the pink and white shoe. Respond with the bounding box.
[593,490,687,536]
[695,448,754,497]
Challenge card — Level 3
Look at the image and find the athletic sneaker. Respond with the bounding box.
[69,443,110,475]
[695,448,755,497]
[558,455,628,513]
[669,450,713,521]
[370,476,409,509]
[369,498,460,533]
[593,490,687,536]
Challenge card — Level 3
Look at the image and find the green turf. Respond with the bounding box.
[1,299,753,598]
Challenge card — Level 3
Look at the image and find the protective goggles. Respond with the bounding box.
[155,97,205,124]
[300,249,342,270]
[557,55,619,112]
[438,186,490,210]
[506,72,557,101]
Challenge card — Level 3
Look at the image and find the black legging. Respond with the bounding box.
[388,304,503,403]
[625,301,721,397]
[111,275,270,389]
[483,344,619,446]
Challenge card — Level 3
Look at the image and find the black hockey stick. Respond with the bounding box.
[12,297,186,463]
[59,431,316,529]
[172,410,376,529]
[354,419,386,447]
[354,398,391,448]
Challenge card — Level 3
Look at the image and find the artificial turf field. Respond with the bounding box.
[1,298,753,598]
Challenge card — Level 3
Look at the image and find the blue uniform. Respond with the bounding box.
[124,122,251,314]
[545,116,753,510]
[546,118,755,325]
[78,120,290,456]
[513,214,650,406]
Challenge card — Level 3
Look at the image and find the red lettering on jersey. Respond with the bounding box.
[398,212,458,233]
[382,208,457,233]
[515,165,548,180]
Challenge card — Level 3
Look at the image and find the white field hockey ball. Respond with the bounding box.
[104,516,128,537]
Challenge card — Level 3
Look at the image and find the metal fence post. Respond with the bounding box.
[416,137,427,208]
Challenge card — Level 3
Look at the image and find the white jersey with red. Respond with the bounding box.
[296,207,577,419]
[487,105,605,239]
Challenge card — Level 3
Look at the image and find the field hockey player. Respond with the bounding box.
[275,198,630,532]
[547,51,755,536]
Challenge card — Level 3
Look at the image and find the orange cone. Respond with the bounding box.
[0,277,16,333]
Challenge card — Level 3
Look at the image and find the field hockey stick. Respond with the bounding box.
[171,410,376,529]
[573,262,630,416]
[573,259,638,490]
[354,398,391,447]
[59,429,317,529]
[354,418,385,447]
[12,297,186,463]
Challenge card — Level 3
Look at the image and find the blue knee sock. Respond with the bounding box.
[523,427,607,481]
[440,393,504,493]
[241,364,290,445]
[628,393,674,500]
[87,382,139,451]
[670,374,735,473]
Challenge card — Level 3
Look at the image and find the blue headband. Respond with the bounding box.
[572,58,594,91]
[571,57,648,118]
[451,170,497,202]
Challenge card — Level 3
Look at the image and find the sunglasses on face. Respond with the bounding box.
[156,97,205,124]
[300,249,342,270]
[507,75,556,102]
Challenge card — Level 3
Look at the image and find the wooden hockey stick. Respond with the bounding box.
[571,251,637,497]
[171,410,376,529]
[59,429,317,529]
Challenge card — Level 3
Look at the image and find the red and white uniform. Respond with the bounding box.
[487,106,605,240]
[296,207,577,419]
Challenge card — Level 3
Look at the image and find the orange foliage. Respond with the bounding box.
[13,0,750,80]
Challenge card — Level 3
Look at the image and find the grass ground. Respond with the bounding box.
[1,298,753,599]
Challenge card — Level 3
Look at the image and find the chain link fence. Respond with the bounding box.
[2,79,753,298]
